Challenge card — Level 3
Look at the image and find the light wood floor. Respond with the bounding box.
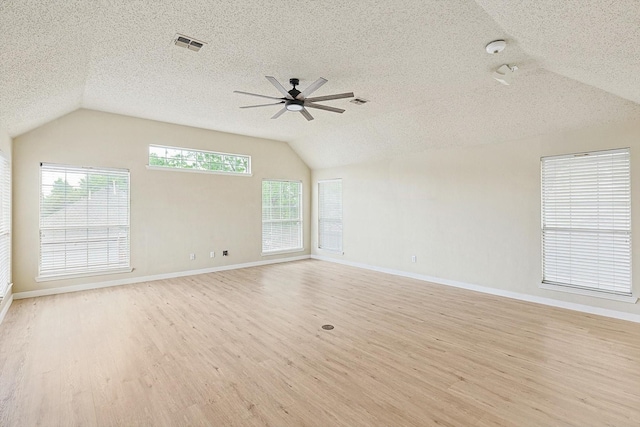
[1,260,640,426]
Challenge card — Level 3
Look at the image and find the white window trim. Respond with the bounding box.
[36,267,134,282]
[38,163,131,279]
[317,178,343,254]
[539,282,637,303]
[540,148,633,301]
[261,248,306,257]
[148,144,252,176]
[146,165,253,177]
[0,152,10,299]
[261,179,304,254]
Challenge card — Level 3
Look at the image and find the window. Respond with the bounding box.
[262,180,303,254]
[541,148,632,296]
[318,179,343,252]
[148,145,251,175]
[0,153,10,299]
[39,164,130,279]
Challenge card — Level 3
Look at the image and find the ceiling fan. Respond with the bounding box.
[234,76,354,121]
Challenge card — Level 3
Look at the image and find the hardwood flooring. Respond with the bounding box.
[1,259,640,426]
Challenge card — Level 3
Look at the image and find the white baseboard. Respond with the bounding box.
[0,284,13,326]
[13,255,310,300]
[311,255,640,324]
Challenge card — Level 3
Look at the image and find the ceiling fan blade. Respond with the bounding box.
[234,90,284,101]
[304,92,354,102]
[271,107,287,119]
[265,76,294,99]
[300,108,314,121]
[304,102,345,114]
[300,77,328,99]
[240,102,284,109]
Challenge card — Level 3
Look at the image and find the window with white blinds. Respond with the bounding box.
[39,164,130,278]
[541,148,632,296]
[318,179,343,252]
[0,153,10,299]
[262,180,303,254]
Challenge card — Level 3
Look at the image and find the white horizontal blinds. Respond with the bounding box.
[318,179,343,252]
[149,145,251,175]
[0,153,10,298]
[541,149,631,295]
[262,180,303,253]
[39,164,130,277]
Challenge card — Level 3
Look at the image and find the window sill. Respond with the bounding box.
[36,267,134,282]
[146,165,252,177]
[261,248,305,257]
[317,247,344,255]
[539,282,637,303]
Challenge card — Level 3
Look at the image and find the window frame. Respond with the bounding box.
[540,148,635,302]
[37,163,132,281]
[261,179,304,256]
[317,179,343,254]
[147,144,252,176]
[0,152,10,299]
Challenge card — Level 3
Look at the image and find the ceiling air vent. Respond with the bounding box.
[350,98,368,105]
[173,34,205,52]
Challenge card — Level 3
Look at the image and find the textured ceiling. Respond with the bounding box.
[1,1,639,169]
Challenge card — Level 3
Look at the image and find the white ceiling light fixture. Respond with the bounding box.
[285,102,304,111]
[493,64,518,85]
[485,39,507,54]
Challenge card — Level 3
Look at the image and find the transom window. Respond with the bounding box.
[262,180,303,254]
[39,164,130,279]
[541,148,632,296]
[149,145,251,175]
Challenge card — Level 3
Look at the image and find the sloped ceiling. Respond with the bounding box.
[1,1,639,169]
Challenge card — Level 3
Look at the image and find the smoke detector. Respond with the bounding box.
[485,40,507,54]
[173,34,205,52]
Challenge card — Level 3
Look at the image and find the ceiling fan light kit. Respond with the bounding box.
[234,76,355,121]
[286,103,304,112]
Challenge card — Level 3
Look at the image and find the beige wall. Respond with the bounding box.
[312,118,640,315]
[13,109,310,294]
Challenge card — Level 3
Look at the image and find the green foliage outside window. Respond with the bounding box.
[149,146,250,174]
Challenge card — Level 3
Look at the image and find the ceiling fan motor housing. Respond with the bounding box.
[288,78,302,98]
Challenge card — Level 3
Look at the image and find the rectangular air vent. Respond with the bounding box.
[173,34,206,52]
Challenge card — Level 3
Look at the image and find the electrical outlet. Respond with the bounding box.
[210,251,215,258]
[411,255,416,263]
[190,253,196,261]
[223,250,228,256]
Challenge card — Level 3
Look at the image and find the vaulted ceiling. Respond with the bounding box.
[2,1,639,169]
